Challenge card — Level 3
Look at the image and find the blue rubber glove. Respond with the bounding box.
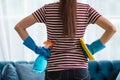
[83,39,105,58]
[23,36,50,58]
[23,36,50,73]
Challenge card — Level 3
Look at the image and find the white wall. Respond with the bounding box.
[0,0,119,61]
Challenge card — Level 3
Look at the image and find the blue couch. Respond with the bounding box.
[89,60,120,80]
[0,60,120,80]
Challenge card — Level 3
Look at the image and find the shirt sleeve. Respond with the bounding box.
[88,5,101,24]
[32,5,46,23]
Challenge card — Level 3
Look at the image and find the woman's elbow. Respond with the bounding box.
[14,24,19,31]
[14,24,25,32]
[111,26,117,34]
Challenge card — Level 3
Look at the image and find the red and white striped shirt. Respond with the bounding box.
[32,2,101,72]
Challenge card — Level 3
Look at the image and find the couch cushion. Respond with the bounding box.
[15,63,45,80]
[1,64,19,80]
[88,61,120,80]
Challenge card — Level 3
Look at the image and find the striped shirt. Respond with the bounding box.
[32,2,101,72]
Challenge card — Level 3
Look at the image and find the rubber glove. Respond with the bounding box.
[33,40,54,73]
[23,36,50,58]
[23,36,51,73]
[83,39,105,58]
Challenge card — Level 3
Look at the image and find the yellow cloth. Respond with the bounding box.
[80,38,95,60]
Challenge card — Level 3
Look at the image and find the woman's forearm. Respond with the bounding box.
[14,15,37,40]
[15,25,29,40]
[100,29,116,44]
[96,16,116,44]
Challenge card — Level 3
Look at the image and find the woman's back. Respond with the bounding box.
[32,2,101,71]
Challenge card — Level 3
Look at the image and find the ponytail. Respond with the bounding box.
[60,0,77,38]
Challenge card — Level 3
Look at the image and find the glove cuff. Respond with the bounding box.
[23,36,50,58]
[91,39,105,54]
[23,36,37,51]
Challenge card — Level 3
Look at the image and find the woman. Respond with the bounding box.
[15,0,116,80]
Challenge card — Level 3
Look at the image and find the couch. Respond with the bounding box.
[0,60,120,80]
[88,60,120,80]
[0,61,45,80]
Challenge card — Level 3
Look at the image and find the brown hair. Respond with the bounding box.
[60,0,77,38]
